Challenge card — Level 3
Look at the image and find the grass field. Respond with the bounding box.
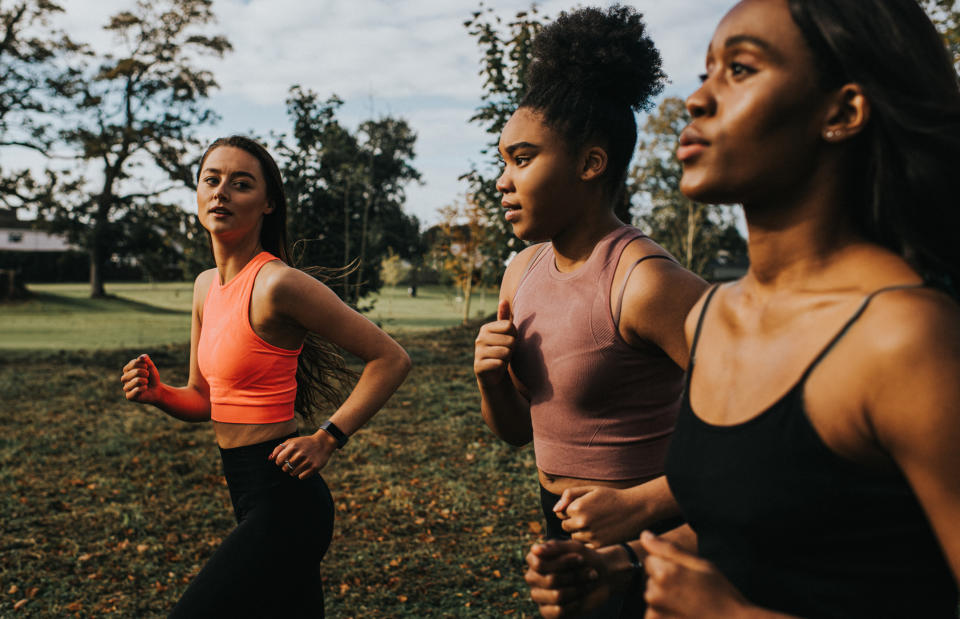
[0,283,499,350]
[0,285,543,617]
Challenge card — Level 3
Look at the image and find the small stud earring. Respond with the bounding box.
[824,130,835,139]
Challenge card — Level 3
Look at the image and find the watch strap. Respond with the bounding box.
[319,420,348,449]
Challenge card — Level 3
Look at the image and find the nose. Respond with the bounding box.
[686,79,714,119]
[495,166,512,194]
[212,181,230,202]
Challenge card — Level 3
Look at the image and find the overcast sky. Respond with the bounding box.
[51,0,736,225]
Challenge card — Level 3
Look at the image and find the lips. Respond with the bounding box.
[677,127,710,162]
[502,201,520,222]
[208,205,232,216]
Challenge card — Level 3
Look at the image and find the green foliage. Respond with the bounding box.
[277,86,422,305]
[0,1,73,213]
[462,4,546,284]
[921,0,960,71]
[380,249,410,288]
[38,0,231,297]
[631,97,746,278]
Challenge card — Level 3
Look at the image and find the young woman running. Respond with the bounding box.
[120,136,411,617]
[473,7,706,614]
[524,1,960,617]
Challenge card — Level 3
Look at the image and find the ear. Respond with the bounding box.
[263,201,275,215]
[822,83,870,143]
[579,146,608,182]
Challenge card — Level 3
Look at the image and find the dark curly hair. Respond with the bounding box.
[198,136,357,424]
[788,0,960,297]
[520,4,665,195]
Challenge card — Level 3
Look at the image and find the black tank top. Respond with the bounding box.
[665,285,957,618]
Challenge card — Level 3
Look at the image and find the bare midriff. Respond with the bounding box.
[538,469,662,495]
[213,419,298,449]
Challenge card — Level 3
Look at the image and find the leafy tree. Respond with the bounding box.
[39,0,230,297]
[278,86,422,306]
[0,1,74,213]
[430,194,495,324]
[463,4,545,284]
[922,0,960,71]
[631,97,745,277]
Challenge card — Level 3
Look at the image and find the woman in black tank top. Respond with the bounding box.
[524,1,960,617]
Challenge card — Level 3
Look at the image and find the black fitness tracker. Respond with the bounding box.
[319,420,349,449]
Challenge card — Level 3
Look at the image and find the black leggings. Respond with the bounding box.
[170,434,334,618]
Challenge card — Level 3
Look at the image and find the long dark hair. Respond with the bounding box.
[788,0,960,296]
[198,136,357,423]
[519,4,665,197]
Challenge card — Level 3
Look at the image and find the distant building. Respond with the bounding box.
[0,208,74,252]
[0,208,85,282]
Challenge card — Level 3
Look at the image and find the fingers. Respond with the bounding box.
[497,298,512,322]
[553,486,592,514]
[640,531,709,571]
[271,439,325,479]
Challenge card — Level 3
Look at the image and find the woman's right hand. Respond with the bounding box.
[474,299,517,386]
[121,354,162,404]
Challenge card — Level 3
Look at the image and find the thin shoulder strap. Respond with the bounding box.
[688,283,722,367]
[613,254,677,325]
[798,283,925,383]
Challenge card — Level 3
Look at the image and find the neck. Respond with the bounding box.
[741,186,859,293]
[551,205,623,272]
[211,235,265,285]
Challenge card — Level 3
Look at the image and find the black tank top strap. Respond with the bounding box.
[688,283,722,367]
[797,283,925,384]
[613,254,677,326]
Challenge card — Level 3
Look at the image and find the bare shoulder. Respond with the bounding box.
[619,238,708,327]
[683,281,728,352]
[858,287,960,441]
[255,260,334,306]
[501,242,549,301]
[193,268,218,314]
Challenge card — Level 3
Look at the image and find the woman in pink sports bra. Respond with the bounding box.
[472,7,706,617]
[120,135,411,616]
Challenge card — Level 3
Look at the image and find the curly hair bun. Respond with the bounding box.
[526,4,664,111]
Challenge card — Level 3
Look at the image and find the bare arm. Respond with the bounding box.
[273,267,412,437]
[120,271,212,422]
[474,244,544,446]
[867,291,960,585]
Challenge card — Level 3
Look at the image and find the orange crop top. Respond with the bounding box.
[197,251,302,423]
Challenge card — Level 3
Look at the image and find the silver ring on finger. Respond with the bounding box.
[284,460,294,472]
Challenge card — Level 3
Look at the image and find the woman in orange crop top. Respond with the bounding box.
[119,135,411,617]
[472,7,706,616]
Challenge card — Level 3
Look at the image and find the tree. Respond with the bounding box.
[922,0,960,71]
[430,194,494,324]
[278,86,422,306]
[39,0,230,297]
[631,97,745,277]
[463,4,546,285]
[0,1,74,214]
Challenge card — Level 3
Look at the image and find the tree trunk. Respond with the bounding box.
[685,202,697,270]
[462,268,473,325]
[357,194,371,305]
[89,243,106,298]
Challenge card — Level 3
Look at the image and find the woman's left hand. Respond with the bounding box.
[640,531,754,619]
[268,432,337,479]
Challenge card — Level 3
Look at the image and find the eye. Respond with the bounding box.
[514,155,531,166]
[202,176,218,186]
[729,62,755,78]
[233,181,251,190]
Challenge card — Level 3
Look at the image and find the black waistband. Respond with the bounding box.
[218,432,298,492]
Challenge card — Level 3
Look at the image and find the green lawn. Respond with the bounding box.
[0,283,498,350]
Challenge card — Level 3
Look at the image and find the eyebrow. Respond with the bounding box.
[723,34,773,52]
[200,167,256,180]
[501,141,539,156]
